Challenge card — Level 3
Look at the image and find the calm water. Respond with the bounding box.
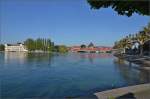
[0,52,150,98]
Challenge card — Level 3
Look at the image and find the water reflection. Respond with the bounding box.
[79,53,112,59]
[79,53,113,63]
[4,52,27,65]
[1,52,150,98]
[26,53,53,64]
[114,58,150,85]
[4,52,54,68]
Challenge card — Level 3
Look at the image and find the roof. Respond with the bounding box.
[6,43,23,46]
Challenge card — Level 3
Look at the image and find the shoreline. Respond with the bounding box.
[0,51,63,54]
[114,53,150,67]
[87,53,150,99]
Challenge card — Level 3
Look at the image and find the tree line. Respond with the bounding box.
[0,38,68,53]
[24,38,54,51]
[24,38,68,53]
[113,22,150,50]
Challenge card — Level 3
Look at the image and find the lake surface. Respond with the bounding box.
[0,52,150,98]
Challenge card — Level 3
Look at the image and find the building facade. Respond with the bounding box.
[5,43,28,52]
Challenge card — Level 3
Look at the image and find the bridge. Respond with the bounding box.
[70,46,112,53]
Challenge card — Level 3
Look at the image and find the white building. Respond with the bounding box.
[5,43,28,52]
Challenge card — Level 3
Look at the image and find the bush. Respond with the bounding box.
[0,44,5,51]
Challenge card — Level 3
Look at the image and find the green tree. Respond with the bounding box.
[143,22,150,36]
[24,38,35,51]
[58,45,68,53]
[24,38,69,53]
[0,44,5,51]
[87,0,150,17]
[137,31,150,55]
[51,42,55,51]
[113,22,150,55]
[54,45,59,52]
[47,39,52,51]
[81,44,86,48]
[36,38,43,50]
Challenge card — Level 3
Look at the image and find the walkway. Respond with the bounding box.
[94,83,150,99]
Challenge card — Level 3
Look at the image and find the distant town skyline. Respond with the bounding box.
[0,0,149,46]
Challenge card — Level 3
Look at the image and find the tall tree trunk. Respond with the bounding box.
[140,44,143,56]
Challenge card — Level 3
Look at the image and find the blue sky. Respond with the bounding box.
[0,0,150,46]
